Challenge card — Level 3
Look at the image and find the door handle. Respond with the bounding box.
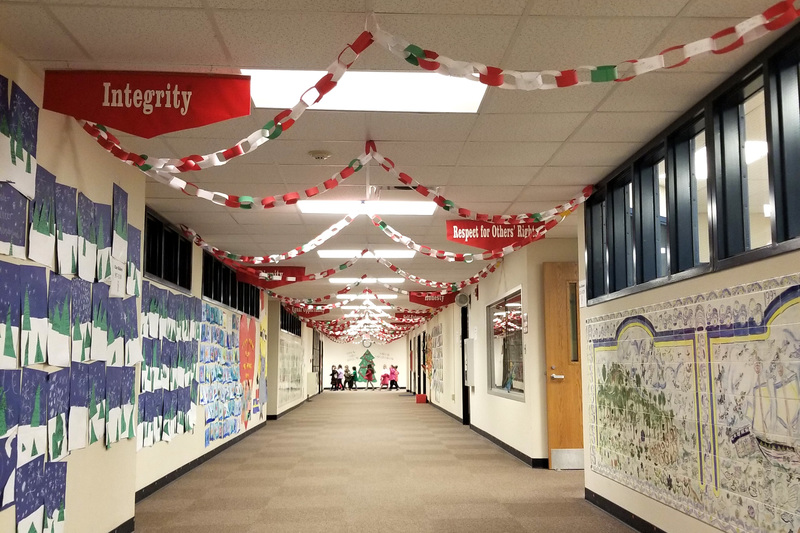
[550,374,565,380]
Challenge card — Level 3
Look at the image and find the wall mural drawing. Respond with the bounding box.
[588,273,800,533]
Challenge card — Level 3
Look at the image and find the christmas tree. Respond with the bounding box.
[22,291,31,331]
[31,384,42,427]
[0,389,6,435]
[357,350,375,382]
[3,310,15,360]
[52,414,64,458]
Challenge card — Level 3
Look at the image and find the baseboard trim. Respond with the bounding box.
[109,517,135,533]
[135,420,267,502]
[267,398,308,420]
[469,424,548,469]
[585,488,666,533]
[428,400,463,423]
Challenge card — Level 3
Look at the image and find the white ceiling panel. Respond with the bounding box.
[528,0,691,17]
[206,0,366,11]
[366,112,478,142]
[372,0,527,16]
[518,185,589,202]
[469,112,588,142]
[598,72,722,112]
[161,113,260,141]
[45,0,201,6]
[680,0,781,18]
[549,142,644,167]
[370,141,464,166]
[265,110,368,142]
[229,211,305,225]
[532,166,614,186]
[440,186,524,203]
[253,140,366,166]
[457,142,560,167]
[146,198,231,213]
[571,112,681,142]
[0,5,87,61]
[157,211,238,232]
[482,84,614,114]
[450,166,537,186]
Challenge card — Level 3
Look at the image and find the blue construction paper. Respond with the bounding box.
[20,368,47,427]
[46,368,68,423]
[93,203,111,251]
[0,435,17,510]
[48,273,71,338]
[43,461,67,525]
[69,362,88,409]
[10,83,39,159]
[15,455,44,526]
[76,193,95,244]
[20,266,47,321]
[120,367,135,408]
[54,183,77,236]
[123,296,138,341]
[0,183,28,255]
[29,166,55,238]
[0,262,20,364]
[87,361,105,417]
[105,367,122,412]
[127,225,140,270]
[0,370,21,436]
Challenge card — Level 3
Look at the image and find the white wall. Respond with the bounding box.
[321,337,407,389]
[425,305,462,418]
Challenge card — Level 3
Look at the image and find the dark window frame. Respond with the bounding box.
[201,250,260,317]
[143,208,192,292]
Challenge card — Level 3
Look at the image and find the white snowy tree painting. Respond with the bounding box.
[126,225,141,297]
[0,434,16,510]
[67,362,87,452]
[54,183,77,276]
[1,79,39,201]
[46,274,70,368]
[43,461,66,533]
[111,184,127,263]
[105,298,124,368]
[120,367,135,441]
[19,266,48,367]
[136,391,146,451]
[46,369,69,462]
[0,183,28,260]
[86,361,105,447]
[94,203,112,284]
[105,366,122,447]
[15,455,44,533]
[76,193,96,283]
[27,167,56,269]
[152,389,162,445]
[17,368,47,466]
[70,279,91,363]
[90,283,109,363]
[0,262,20,370]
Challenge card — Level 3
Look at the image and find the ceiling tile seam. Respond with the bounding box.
[38,1,93,63]
[202,0,235,65]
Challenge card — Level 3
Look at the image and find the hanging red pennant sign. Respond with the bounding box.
[43,70,251,138]
[446,219,544,250]
[409,291,458,308]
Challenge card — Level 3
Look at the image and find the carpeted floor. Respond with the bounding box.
[135,390,631,532]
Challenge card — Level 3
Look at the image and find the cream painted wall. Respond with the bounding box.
[321,336,407,389]
[577,205,800,532]
[466,239,579,460]
[0,41,143,533]
[426,305,462,418]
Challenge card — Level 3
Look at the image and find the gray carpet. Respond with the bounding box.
[135,390,632,532]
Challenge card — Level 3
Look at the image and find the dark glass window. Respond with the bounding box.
[143,209,191,291]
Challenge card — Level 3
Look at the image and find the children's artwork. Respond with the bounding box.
[70,279,91,363]
[162,388,176,442]
[158,288,168,341]
[161,340,176,391]
[105,298,124,367]
[0,262,20,369]
[76,193,96,283]
[67,363,88,452]
[0,434,16,510]
[87,361,105,446]
[136,391,147,450]
[20,265,48,367]
[126,225,141,297]
[94,203,112,284]
[111,184,127,263]
[123,296,141,366]
[54,183,77,276]
[2,80,39,200]
[46,369,68,462]
[15,455,44,533]
[140,281,150,338]
[43,461,66,533]
[141,337,158,393]
[0,183,28,259]
[46,274,71,368]
[27,167,56,269]
[105,366,122,447]
[120,366,135,441]
[18,368,47,466]
[151,389,163,445]
[90,283,109,363]
[0,369,21,440]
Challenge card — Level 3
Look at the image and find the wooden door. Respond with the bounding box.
[543,262,583,469]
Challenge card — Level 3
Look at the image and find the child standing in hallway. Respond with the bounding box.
[330,365,338,391]
[365,364,375,390]
[337,365,345,390]
[389,365,399,391]
[380,364,390,390]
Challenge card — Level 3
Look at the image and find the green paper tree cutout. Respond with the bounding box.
[22,291,31,331]
[30,440,38,457]
[4,310,15,360]
[104,256,111,280]
[52,414,64,458]
[34,336,44,364]
[31,384,42,427]
[58,499,65,521]
[98,400,104,421]
[0,389,7,435]
[90,423,97,445]
[0,114,8,136]
[357,350,375,382]
[27,522,37,533]
[53,296,70,337]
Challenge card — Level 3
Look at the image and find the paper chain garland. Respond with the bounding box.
[370,1,798,89]
[376,258,502,291]
[267,276,366,310]
[238,255,362,283]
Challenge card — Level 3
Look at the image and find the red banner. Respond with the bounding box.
[409,291,458,308]
[293,308,328,319]
[239,315,256,382]
[238,266,306,289]
[446,219,544,250]
[43,70,251,138]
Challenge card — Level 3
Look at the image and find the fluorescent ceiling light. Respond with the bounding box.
[298,200,436,216]
[505,303,522,307]
[243,69,487,113]
[342,305,391,310]
[317,249,416,259]
[336,294,397,300]
[328,277,405,284]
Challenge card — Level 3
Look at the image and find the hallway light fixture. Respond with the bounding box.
[297,200,436,215]
[243,69,487,113]
[317,249,416,259]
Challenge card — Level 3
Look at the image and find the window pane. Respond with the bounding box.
[692,131,711,264]
[656,159,668,277]
[743,90,772,249]
[626,183,634,286]
[489,291,524,394]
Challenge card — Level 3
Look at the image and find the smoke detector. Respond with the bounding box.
[308,150,332,161]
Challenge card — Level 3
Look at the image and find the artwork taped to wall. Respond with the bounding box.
[0,262,21,370]
[278,331,302,408]
[76,193,96,283]
[0,183,28,260]
[20,265,48,367]
[46,368,69,462]
[588,272,800,533]
[54,183,77,276]
[28,167,56,270]
[1,77,39,201]
[46,274,71,368]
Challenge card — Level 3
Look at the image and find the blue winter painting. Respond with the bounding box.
[161,340,176,392]
[5,82,39,200]
[140,281,151,338]
[54,183,78,276]
[111,184,128,263]
[121,367,135,441]
[141,337,158,393]
[67,362,88,452]
[76,193,96,283]
[137,391,148,450]
[18,368,47,466]
[19,265,48,367]
[126,225,141,298]
[0,183,28,260]
[162,388,176,442]
[15,454,44,533]
[43,461,67,533]
[105,297,124,367]
[0,369,21,439]
[70,278,91,363]
[151,388,163,445]
[90,283,109,363]
[0,434,16,510]
[27,167,56,269]
[87,361,105,446]
[0,262,20,369]
[94,203,112,283]
[105,366,122,447]
[46,369,69,462]
[46,274,71,368]
[158,287,168,341]
[123,296,141,366]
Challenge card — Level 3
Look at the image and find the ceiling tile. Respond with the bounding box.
[366,113,478,142]
[440,185,524,203]
[457,142,560,166]
[469,112,587,142]
[532,166,613,186]
[254,140,366,166]
[51,6,227,65]
[372,0,527,15]
[279,164,355,183]
[214,11,364,69]
[528,0,690,17]
[146,197,230,213]
[680,0,779,18]
[206,0,365,10]
[518,185,588,202]
[372,141,464,166]
[570,112,681,142]
[46,0,201,5]
[0,5,87,61]
[504,17,670,71]
[450,166,537,186]
[481,84,614,114]
[230,210,304,225]
[549,142,643,167]
[157,211,237,233]
[598,72,721,112]
[162,113,259,140]
[538,224,577,238]
[257,110,367,142]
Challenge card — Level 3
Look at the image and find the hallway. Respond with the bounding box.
[135,392,630,533]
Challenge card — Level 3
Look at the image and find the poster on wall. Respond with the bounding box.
[126,225,141,297]
[46,368,69,462]
[28,167,56,269]
[20,265,48,367]
[46,273,71,368]
[15,455,44,533]
[67,362,88,452]
[0,183,28,260]
[18,368,47,466]
[87,361,106,446]
[54,183,77,276]
[278,332,303,408]
[0,262,20,369]
[76,193,96,283]
[43,461,67,533]
[2,78,39,200]
[111,184,127,263]
[90,282,109,363]
[94,203,112,284]
[70,278,91,363]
